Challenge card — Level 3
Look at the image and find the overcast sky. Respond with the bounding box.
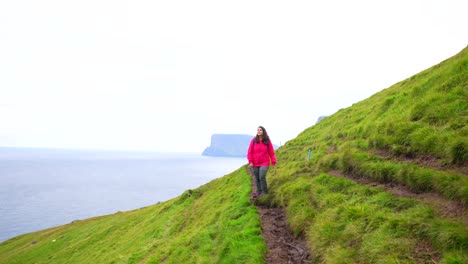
[0,0,466,152]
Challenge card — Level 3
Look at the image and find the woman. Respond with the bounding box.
[247,126,276,197]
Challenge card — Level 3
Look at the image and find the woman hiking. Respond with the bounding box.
[247,126,276,198]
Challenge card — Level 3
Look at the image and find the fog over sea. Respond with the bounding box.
[0,147,247,243]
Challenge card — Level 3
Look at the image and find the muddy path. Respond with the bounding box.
[248,167,312,263]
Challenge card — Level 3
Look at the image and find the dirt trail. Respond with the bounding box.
[328,170,467,225]
[371,149,468,176]
[248,167,312,263]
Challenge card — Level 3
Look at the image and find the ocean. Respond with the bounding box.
[0,147,247,243]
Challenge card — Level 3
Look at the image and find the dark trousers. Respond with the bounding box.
[253,166,269,194]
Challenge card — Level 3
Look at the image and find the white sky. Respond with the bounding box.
[0,0,467,152]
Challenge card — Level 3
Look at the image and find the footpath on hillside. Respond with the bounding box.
[247,167,312,264]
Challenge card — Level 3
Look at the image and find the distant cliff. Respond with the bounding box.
[202,134,253,157]
[316,115,328,124]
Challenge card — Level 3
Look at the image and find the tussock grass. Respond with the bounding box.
[272,174,467,263]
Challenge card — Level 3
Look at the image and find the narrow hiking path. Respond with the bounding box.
[248,167,312,264]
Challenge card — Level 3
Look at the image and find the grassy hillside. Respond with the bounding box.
[0,167,265,264]
[1,47,466,263]
[266,47,467,263]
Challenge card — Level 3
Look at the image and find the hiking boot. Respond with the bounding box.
[252,192,263,198]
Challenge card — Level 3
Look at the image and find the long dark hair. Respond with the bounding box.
[255,126,270,144]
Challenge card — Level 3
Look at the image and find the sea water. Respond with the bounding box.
[0,147,247,242]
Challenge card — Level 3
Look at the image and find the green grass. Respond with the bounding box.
[1,47,467,263]
[0,167,266,264]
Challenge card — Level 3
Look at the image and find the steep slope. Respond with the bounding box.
[0,167,265,264]
[266,47,467,263]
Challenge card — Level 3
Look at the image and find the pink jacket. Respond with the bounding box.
[247,138,276,166]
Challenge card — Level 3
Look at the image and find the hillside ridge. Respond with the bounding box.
[266,46,467,263]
